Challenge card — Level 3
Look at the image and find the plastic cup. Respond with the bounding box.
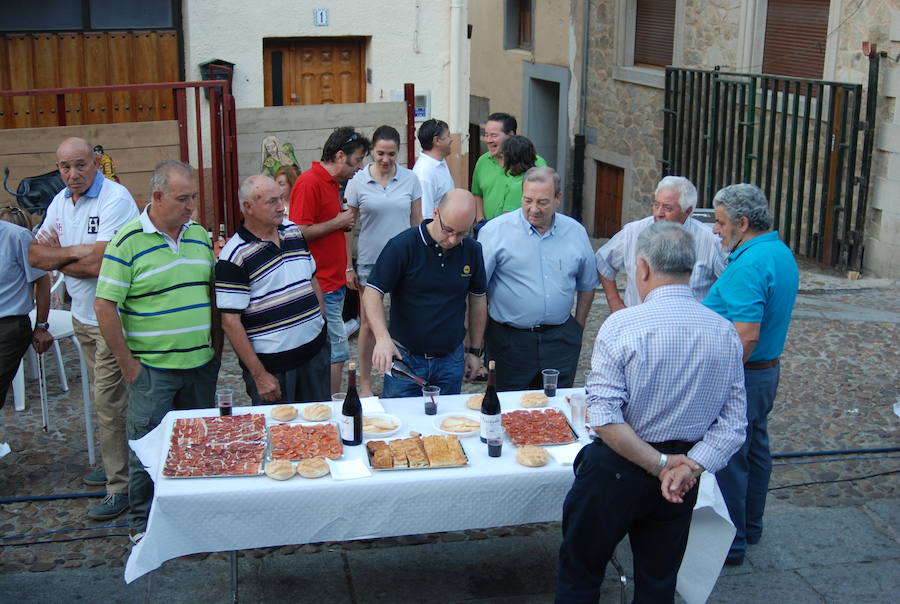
[542,369,560,397]
[216,389,233,416]
[422,385,440,415]
[568,393,587,439]
[331,392,345,417]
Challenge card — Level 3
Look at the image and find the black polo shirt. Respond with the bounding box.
[367,220,486,356]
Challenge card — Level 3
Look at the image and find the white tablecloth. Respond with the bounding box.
[124,389,734,603]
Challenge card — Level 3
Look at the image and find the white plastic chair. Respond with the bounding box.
[11,274,96,465]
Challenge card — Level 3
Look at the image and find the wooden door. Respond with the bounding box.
[594,161,623,238]
[263,37,366,106]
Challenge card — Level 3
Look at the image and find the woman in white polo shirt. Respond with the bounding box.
[345,125,422,396]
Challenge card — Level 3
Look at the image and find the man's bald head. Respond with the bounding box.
[430,189,476,250]
[438,188,477,224]
[238,174,275,207]
[56,137,99,197]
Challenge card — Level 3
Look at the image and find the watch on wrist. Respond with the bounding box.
[653,452,668,476]
[465,347,483,357]
[34,321,50,331]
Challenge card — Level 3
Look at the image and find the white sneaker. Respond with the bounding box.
[129,531,145,545]
[344,318,360,337]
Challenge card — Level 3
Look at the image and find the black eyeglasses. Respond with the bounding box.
[436,209,470,238]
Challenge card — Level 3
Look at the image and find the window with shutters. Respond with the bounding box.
[614,0,684,89]
[762,0,830,78]
[633,0,675,68]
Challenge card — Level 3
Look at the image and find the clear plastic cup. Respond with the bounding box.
[542,368,560,397]
[422,385,440,415]
[216,389,233,416]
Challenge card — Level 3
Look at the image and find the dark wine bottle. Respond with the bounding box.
[340,362,363,446]
[480,360,502,457]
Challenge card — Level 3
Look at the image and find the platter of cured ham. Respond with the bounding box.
[501,408,578,447]
[163,414,267,478]
[267,423,343,462]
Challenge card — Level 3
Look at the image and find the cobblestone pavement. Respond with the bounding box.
[1,258,897,575]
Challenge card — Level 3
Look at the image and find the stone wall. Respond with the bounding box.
[583,0,899,277]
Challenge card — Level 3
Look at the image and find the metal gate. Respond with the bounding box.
[662,57,880,273]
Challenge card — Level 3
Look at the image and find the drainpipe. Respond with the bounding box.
[449,0,468,185]
[572,0,591,224]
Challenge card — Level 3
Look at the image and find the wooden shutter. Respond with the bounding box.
[633,0,675,68]
[762,0,829,78]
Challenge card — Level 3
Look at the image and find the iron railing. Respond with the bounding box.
[662,62,879,273]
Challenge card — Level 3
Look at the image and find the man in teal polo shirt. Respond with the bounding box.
[95,160,222,544]
[471,112,546,221]
[703,183,798,566]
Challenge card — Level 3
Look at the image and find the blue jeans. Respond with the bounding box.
[323,287,349,364]
[382,343,464,398]
[716,364,780,560]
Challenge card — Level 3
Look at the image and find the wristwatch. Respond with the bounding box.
[653,452,669,476]
[34,321,50,331]
[465,347,483,357]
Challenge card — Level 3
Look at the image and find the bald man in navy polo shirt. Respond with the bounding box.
[363,189,487,397]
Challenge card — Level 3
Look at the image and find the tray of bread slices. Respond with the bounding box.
[365,432,468,470]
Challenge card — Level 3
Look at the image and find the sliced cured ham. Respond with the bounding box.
[501,409,576,446]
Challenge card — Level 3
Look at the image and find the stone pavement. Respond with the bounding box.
[1,257,898,602]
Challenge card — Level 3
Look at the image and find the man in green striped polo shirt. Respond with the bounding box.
[95,159,222,544]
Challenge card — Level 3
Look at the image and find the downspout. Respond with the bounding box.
[449,0,468,186]
[572,0,590,224]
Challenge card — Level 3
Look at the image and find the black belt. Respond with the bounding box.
[0,315,29,323]
[500,321,565,333]
[744,358,780,370]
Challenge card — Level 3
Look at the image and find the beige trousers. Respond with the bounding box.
[73,317,128,494]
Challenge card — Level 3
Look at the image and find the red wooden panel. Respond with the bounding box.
[57,33,86,126]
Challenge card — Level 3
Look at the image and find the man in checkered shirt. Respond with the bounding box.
[556,221,747,603]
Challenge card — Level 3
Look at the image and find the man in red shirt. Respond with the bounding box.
[289,127,370,392]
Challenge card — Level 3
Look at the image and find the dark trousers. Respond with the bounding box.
[0,316,31,408]
[126,357,220,533]
[716,364,779,560]
[556,441,699,604]
[241,341,330,404]
[485,316,582,392]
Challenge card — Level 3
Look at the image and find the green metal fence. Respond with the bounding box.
[662,65,878,273]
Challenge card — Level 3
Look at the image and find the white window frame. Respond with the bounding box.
[614,0,686,89]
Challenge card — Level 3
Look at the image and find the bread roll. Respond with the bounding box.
[520,392,548,408]
[264,459,295,480]
[516,445,550,467]
[466,393,484,410]
[302,403,332,421]
[297,457,330,478]
[271,405,298,422]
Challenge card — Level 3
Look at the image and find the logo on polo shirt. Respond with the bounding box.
[88,216,100,234]
[461,264,471,277]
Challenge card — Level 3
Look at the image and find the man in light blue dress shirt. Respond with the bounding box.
[477,166,598,391]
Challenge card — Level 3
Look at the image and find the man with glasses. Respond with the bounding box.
[471,112,546,221]
[595,176,724,311]
[412,119,455,218]
[477,167,597,391]
[289,127,371,393]
[363,189,487,397]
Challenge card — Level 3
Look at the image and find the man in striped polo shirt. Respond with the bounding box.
[216,174,329,404]
[94,160,222,544]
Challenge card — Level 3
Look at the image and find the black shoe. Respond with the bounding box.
[87,493,129,520]
[83,469,107,486]
[724,555,745,567]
